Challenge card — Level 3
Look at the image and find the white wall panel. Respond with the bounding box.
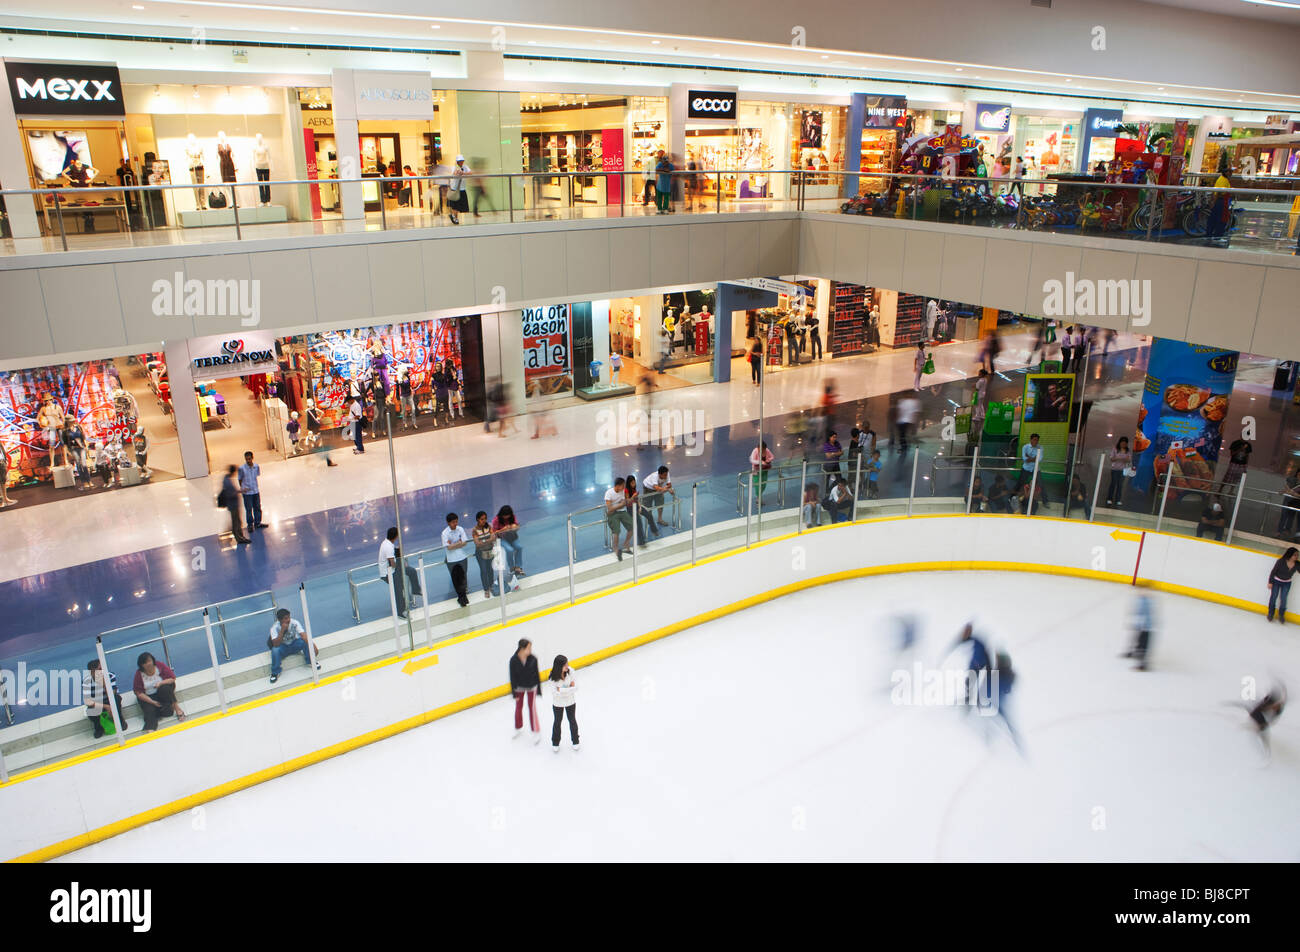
[39,265,124,353]
[420,238,477,311]
[723,221,760,281]
[1184,260,1267,354]
[900,230,946,298]
[938,233,987,306]
[831,220,869,285]
[368,241,426,320]
[0,269,55,362]
[1251,267,1300,361]
[608,226,651,292]
[308,245,374,326]
[687,222,726,284]
[565,228,613,297]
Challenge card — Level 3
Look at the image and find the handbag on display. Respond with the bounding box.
[207,190,228,208]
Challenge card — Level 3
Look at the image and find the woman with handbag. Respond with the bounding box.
[1106,437,1132,507]
[493,504,526,581]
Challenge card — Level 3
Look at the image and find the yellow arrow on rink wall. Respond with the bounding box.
[401,654,440,676]
[1109,529,1144,543]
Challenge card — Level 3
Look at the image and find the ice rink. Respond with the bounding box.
[58,572,1300,862]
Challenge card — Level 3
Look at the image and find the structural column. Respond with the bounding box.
[162,338,212,481]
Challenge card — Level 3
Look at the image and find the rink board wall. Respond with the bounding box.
[0,515,1284,861]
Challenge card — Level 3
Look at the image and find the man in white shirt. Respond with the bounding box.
[267,608,318,684]
[1020,433,1043,491]
[896,394,922,453]
[605,477,633,561]
[641,465,675,527]
[379,526,423,618]
[441,512,471,607]
[824,476,854,524]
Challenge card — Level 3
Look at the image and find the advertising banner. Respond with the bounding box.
[941,123,963,178]
[1080,107,1124,170]
[5,61,124,117]
[985,401,1015,437]
[189,331,280,379]
[973,104,1012,134]
[862,96,907,130]
[1133,340,1238,499]
[1019,373,1076,481]
[303,128,322,220]
[523,303,572,398]
[601,128,624,206]
[800,110,824,149]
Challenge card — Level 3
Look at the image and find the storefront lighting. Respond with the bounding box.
[193,85,201,99]
[153,85,161,97]
[651,40,661,45]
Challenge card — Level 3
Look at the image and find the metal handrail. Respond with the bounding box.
[346,544,445,622]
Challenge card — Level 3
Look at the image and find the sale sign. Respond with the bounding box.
[602,128,624,207]
[523,304,572,398]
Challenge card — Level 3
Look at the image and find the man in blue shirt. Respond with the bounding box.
[238,451,268,532]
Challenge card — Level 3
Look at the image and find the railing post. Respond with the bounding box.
[1155,469,1173,533]
[566,514,576,604]
[417,555,433,646]
[200,610,228,715]
[715,171,721,213]
[798,457,808,532]
[852,454,863,523]
[94,637,127,746]
[508,172,515,224]
[379,180,387,230]
[1227,473,1247,545]
[0,733,8,783]
[631,500,640,583]
[52,191,69,251]
[966,446,980,514]
[691,483,698,564]
[231,186,242,240]
[1027,461,1041,517]
[497,551,508,628]
[385,566,404,654]
[906,450,920,516]
[298,582,320,686]
[157,619,173,672]
[1090,451,1105,522]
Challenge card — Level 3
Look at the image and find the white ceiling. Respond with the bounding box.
[1,0,1298,111]
[1142,0,1300,24]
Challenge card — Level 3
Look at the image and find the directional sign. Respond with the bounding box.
[401,654,440,676]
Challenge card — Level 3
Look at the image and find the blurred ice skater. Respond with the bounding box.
[1121,592,1155,671]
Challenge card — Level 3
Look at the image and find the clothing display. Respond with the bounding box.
[217,142,236,183]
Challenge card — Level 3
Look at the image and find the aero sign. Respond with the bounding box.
[5,62,125,116]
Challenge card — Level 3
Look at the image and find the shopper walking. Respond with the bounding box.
[748,335,764,385]
[1060,326,1075,372]
[447,155,471,225]
[1106,437,1132,507]
[1205,154,1233,246]
[509,638,542,742]
[219,464,250,544]
[896,394,921,454]
[548,654,579,752]
[913,341,927,391]
[1009,156,1026,198]
[1268,547,1298,623]
[442,512,471,607]
[654,150,674,214]
[238,451,268,532]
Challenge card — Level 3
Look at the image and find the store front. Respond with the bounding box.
[519,92,628,210]
[0,351,177,508]
[1014,114,1080,180]
[847,94,908,196]
[1079,108,1123,173]
[4,60,138,238]
[970,102,1015,176]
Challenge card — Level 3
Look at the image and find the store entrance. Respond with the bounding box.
[193,369,294,472]
[20,119,132,237]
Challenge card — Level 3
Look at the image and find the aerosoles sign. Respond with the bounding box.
[4,61,124,116]
[189,332,280,378]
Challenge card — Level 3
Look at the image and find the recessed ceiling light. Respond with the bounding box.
[527,39,537,44]
[289,25,299,30]
[651,39,661,45]
[430,24,440,29]
[1157,86,1164,91]
[954,67,963,71]
[821,54,830,60]
[1065,78,1072,82]
[132,3,144,8]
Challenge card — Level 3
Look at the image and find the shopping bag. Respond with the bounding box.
[99,711,117,736]
[922,354,935,375]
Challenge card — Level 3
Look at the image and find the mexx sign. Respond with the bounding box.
[5,61,124,116]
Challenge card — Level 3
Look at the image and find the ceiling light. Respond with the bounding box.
[651,39,661,45]
[821,55,830,60]
[289,25,299,30]
[193,85,200,98]
[132,3,145,8]
[954,67,963,71]
[1065,78,1072,82]
[528,40,537,44]
[430,24,440,29]
[153,84,161,96]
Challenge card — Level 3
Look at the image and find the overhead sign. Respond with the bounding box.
[189,331,280,379]
[352,69,434,119]
[727,277,806,301]
[5,61,124,117]
[1083,108,1124,137]
[973,102,1012,133]
[686,89,737,121]
[862,95,907,130]
[1202,115,1233,140]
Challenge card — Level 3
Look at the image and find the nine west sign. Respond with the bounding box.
[4,61,124,116]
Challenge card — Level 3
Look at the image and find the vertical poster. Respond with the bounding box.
[523,304,572,398]
[941,123,963,178]
[1133,340,1238,498]
[800,110,823,149]
[303,128,322,220]
[1019,373,1075,482]
[571,301,594,389]
[601,128,624,207]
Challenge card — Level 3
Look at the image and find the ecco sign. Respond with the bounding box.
[5,61,124,116]
[687,89,737,120]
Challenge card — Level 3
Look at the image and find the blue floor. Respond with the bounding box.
[1,354,1096,724]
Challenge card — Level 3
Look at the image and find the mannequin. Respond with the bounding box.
[112,387,139,435]
[0,443,12,507]
[185,133,206,209]
[37,394,67,467]
[286,410,301,454]
[217,131,236,184]
[133,424,151,479]
[62,417,88,489]
[303,398,321,449]
[252,133,272,206]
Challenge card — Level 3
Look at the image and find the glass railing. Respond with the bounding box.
[2,168,1296,259]
[3,408,1298,782]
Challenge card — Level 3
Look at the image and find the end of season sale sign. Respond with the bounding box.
[523,304,572,398]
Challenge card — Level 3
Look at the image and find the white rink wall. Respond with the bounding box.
[0,514,1283,860]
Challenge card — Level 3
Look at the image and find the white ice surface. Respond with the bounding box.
[58,572,1300,862]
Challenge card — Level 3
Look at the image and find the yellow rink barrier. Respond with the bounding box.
[5,514,1289,862]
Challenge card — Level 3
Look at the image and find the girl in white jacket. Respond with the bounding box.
[549,655,579,752]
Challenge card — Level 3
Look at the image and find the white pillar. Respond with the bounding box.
[162,338,211,481]
[330,68,364,221]
[0,59,40,241]
[591,299,611,377]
